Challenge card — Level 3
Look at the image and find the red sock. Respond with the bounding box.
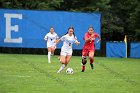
[90,58,94,64]
[82,65,85,71]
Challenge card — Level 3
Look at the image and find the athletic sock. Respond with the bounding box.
[81,57,87,72]
[90,63,94,69]
[90,58,94,69]
[48,52,51,63]
[82,65,85,72]
[57,64,66,73]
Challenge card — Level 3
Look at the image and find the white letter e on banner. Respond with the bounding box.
[4,13,22,43]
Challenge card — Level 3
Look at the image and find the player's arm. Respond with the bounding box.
[44,34,48,41]
[75,40,80,46]
[55,38,59,43]
[75,41,80,45]
[54,35,64,47]
[54,35,59,43]
[56,39,61,44]
[74,36,80,45]
[97,34,101,43]
[54,39,61,47]
[84,34,92,42]
[53,39,61,49]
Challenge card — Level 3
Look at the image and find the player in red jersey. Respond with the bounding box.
[81,26,101,72]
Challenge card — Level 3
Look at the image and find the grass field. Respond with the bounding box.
[0,54,140,93]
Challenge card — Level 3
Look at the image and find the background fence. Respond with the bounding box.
[106,42,140,58]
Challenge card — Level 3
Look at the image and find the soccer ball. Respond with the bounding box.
[66,68,74,74]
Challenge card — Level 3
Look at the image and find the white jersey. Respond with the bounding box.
[44,32,59,48]
[60,34,78,56]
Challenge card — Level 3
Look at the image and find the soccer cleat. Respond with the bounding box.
[81,70,84,72]
[57,71,61,74]
[48,60,51,63]
[90,63,94,69]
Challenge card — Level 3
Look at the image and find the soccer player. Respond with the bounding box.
[44,27,59,63]
[55,27,80,73]
[81,26,101,72]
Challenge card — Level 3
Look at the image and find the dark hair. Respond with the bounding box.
[50,26,54,29]
[60,26,76,39]
[88,26,94,30]
[68,26,74,31]
[68,26,76,38]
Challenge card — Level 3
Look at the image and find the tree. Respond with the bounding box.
[0,0,139,41]
[129,1,140,41]
[110,0,140,41]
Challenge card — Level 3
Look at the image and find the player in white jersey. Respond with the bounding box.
[54,27,80,73]
[44,27,59,63]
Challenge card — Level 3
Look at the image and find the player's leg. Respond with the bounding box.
[57,51,67,73]
[81,56,87,72]
[47,47,51,63]
[81,49,88,72]
[89,51,95,69]
[51,46,56,55]
[65,51,72,64]
[65,55,72,65]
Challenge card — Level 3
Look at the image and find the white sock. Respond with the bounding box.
[57,64,66,73]
[48,52,51,63]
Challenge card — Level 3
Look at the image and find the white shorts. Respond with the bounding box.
[47,42,56,48]
[60,47,72,56]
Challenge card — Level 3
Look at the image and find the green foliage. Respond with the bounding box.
[109,0,140,41]
[0,0,140,41]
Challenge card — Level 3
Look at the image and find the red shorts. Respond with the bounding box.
[82,47,95,57]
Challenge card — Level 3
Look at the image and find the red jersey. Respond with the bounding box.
[83,32,99,51]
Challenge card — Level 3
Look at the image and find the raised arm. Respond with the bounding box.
[97,35,101,43]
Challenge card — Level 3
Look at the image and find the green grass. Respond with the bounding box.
[0,54,140,93]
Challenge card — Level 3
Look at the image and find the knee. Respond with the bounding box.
[61,59,65,64]
[82,57,87,65]
[61,60,68,65]
[52,48,55,51]
[89,56,93,59]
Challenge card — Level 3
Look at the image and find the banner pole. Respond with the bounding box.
[124,35,127,58]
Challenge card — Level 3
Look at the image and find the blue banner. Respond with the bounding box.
[130,42,140,58]
[106,42,126,58]
[0,9,101,49]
